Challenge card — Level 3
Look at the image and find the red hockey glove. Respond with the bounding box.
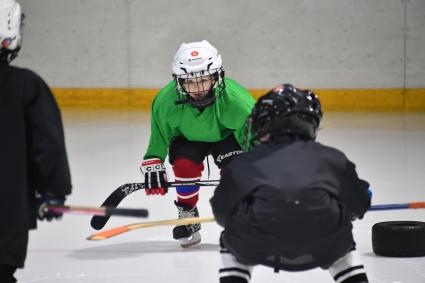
[140,158,168,195]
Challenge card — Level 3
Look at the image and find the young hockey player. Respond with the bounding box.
[211,84,371,283]
[140,40,255,248]
[0,1,72,282]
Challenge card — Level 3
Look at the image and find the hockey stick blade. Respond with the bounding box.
[48,205,149,218]
[91,183,144,230]
[90,180,220,230]
[87,217,215,241]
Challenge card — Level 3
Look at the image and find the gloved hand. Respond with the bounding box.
[37,194,66,221]
[367,187,373,201]
[355,187,373,220]
[366,187,373,209]
[140,158,168,195]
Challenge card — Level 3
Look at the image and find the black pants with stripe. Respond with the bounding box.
[169,135,244,168]
[219,235,368,283]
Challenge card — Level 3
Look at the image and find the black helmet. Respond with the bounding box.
[245,84,322,148]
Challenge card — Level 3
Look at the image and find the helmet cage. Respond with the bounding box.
[174,67,225,109]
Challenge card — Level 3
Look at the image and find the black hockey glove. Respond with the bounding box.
[37,194,66,221]
[140,158,168,195]
[352,187,373,220]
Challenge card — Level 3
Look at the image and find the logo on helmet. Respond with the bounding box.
[1,37,14,49]
[191,51,199,57]
[273,85,283,94]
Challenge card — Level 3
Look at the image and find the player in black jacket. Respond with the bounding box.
[211,84,371,283]
[0,1,72,282]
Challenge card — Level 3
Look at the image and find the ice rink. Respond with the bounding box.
[16,111,425,283]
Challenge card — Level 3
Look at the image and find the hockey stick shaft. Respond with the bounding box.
[87,201,425,241]
[48,205,149,218]
[368,202,425,211]
[90,180,220,230]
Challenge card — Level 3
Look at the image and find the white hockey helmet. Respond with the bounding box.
[172,40,225,109]
[172,40,222,77]
[0,0,24,61]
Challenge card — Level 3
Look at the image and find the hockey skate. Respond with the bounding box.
[173,201,201,248]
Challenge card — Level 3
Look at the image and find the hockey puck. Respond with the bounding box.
[372,221,425,257]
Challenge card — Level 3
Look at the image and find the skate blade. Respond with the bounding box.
[179,232,201,248]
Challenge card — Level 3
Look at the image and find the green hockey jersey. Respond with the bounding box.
[144,78,255,161]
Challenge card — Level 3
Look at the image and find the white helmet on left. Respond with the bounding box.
[0,0,24,62]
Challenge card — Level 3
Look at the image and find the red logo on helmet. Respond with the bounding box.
[1,38,12,48]
[273,85,283,93]
[191,51,199,57]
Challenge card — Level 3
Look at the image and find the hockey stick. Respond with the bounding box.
[87,217,215,241]
[87,202,425,241]
[48,205,149,218]
[90,180,220,230]
[368,202,425,211]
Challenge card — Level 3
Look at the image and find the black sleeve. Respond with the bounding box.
[210,162,260,227]
[210,166,238,227]
[339,160,370,219]
[25,74,72,197]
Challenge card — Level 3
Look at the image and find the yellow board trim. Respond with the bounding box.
[52,88,425,112]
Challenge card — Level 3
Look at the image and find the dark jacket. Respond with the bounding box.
[211,140,370,271]
[0,62,72,231]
